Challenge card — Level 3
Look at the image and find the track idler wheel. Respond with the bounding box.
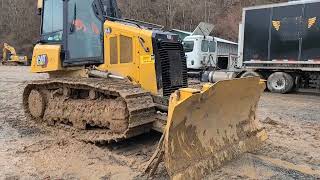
[28,89,46,119]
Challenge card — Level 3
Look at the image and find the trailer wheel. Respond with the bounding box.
[241,71,261,78]
[267,72,294,94]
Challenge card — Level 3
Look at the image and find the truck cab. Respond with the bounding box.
[183,35,216,71]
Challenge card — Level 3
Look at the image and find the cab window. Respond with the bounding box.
[41,0,63,42]
[201,40,209,52]
[183,41,194,53]
[209,41,216,52]
[66,0,103,60]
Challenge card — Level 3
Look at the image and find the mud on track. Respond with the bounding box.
[0,65,319,179]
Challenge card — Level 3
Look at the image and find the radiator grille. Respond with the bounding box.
[158,41,188,96]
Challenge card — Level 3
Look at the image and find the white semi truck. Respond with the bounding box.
[171,23,239,80]
[184,35,238,72]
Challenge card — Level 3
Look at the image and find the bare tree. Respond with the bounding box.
[0,0,40,58]
[118,0,286,41]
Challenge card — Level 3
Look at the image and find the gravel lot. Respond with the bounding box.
[0,66,319,179]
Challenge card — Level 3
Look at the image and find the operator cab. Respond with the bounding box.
[35,0,188,97]
[37,0,121,66]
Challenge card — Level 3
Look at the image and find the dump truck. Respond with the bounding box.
[2,43,28,65]
[238,0,320,93]
[24,0,267,179]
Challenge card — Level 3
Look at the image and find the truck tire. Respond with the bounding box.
[241,71,261,78]
[267,72,294,94]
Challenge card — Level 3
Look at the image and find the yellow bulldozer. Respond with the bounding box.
[24,0,267,179]
[2,43,28,65]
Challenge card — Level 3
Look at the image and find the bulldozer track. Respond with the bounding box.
[23,78,158,143]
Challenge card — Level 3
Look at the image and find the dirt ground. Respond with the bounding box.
[0,66,319,180]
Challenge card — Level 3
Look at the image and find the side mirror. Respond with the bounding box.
[37,0,43,15]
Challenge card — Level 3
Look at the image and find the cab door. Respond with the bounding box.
[63,0,105,66]
[200,39,210,67]
[208,40,217,68]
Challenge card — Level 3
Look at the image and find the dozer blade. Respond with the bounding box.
[164,77,267,179]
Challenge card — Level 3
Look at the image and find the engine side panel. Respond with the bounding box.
[99,21,158,95]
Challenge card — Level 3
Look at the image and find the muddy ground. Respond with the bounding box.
[0,66,319,179]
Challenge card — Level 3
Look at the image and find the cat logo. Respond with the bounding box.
[36,54,48,68]
[105,27,112,35]
[308,17,317,28]
[272,20,281,31]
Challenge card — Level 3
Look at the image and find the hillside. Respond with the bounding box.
[0,0,40,58]
[0,0,284,57]
[118,0,285,41]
